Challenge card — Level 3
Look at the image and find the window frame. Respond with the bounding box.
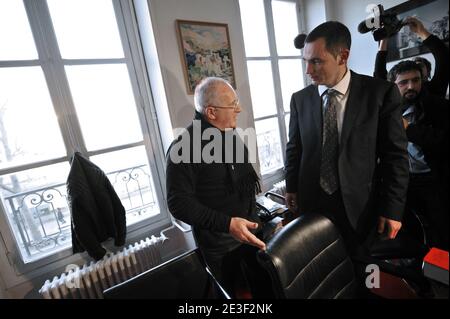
[240,0,306,188]
[0,0,171,278]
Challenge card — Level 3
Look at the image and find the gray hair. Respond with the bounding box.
[194,77,232,113]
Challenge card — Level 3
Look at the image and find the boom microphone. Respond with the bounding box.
[294,33,307,49]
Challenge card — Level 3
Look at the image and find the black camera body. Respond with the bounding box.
[358,4,405,41]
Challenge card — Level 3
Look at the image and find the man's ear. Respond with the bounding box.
[205,107,216,120]
[338,49,350,65]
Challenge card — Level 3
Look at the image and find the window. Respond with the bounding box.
[0,0,168,266]
[238,0,304,182]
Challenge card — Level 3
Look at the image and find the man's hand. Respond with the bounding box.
[285,192,298,213]
[405,17,431,40]
[378,38,388,51]
[229,217,266,250]
[377,216,402,239]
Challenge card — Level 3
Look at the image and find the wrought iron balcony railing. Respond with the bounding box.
[2,164,158,262]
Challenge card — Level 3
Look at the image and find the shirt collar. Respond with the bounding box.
[318,68,351,97]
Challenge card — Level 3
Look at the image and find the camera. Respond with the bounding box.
[358,4,406,41]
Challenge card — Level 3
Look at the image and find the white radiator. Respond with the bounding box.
[39,235,167,299]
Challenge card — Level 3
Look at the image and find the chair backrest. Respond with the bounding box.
[257,213,358,299]
[103,249,229,299]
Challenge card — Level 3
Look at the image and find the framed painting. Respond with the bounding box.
[385,0,449,62]
[176,20,236,94]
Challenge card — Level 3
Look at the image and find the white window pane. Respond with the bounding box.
[239,0,270,57]
[285,113,290,137]
[0,0,38,60]
[279,59,304,112]
[0,163,71,264]
[66,64,143,151]
[247,61,277,118]
[0,67,66,170]
[255,117,283,174]
[272,0,299,56]
[90,146,160,226]
[47,0,124,59]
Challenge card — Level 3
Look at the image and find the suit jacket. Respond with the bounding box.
[285,71,409,233]
[67,152,126,260]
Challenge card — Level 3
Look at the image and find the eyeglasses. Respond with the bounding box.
[209,99,241,111]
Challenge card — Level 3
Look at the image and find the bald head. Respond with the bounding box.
[194,77,234,114]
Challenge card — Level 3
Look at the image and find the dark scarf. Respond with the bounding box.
[194,111,261,199]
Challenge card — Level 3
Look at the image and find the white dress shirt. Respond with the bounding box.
[318,69,351,141]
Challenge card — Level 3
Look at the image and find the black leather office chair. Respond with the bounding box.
[265,190,428,255]
[103,249,230,299]
[257,212,434,299]
[264,189,430,289]
[257,213,359,298]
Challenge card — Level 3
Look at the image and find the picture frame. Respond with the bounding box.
[385,0,449,62]
[176,20,236,94]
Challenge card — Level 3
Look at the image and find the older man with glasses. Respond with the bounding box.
[165,77,271,298]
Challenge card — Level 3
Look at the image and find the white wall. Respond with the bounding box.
[147,0,255,132]
[323,0,406,75]
[302,0,328,32]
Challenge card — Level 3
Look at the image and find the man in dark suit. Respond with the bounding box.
[285,21,410,253]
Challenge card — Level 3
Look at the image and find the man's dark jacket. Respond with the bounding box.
[67,152,126,260]
[166,113,260,255]
[285,71,409,234]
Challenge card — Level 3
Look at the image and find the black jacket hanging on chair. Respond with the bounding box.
[67,152,126,260]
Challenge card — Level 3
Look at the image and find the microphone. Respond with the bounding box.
[294,33,307,49]
[357,20,375,34]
